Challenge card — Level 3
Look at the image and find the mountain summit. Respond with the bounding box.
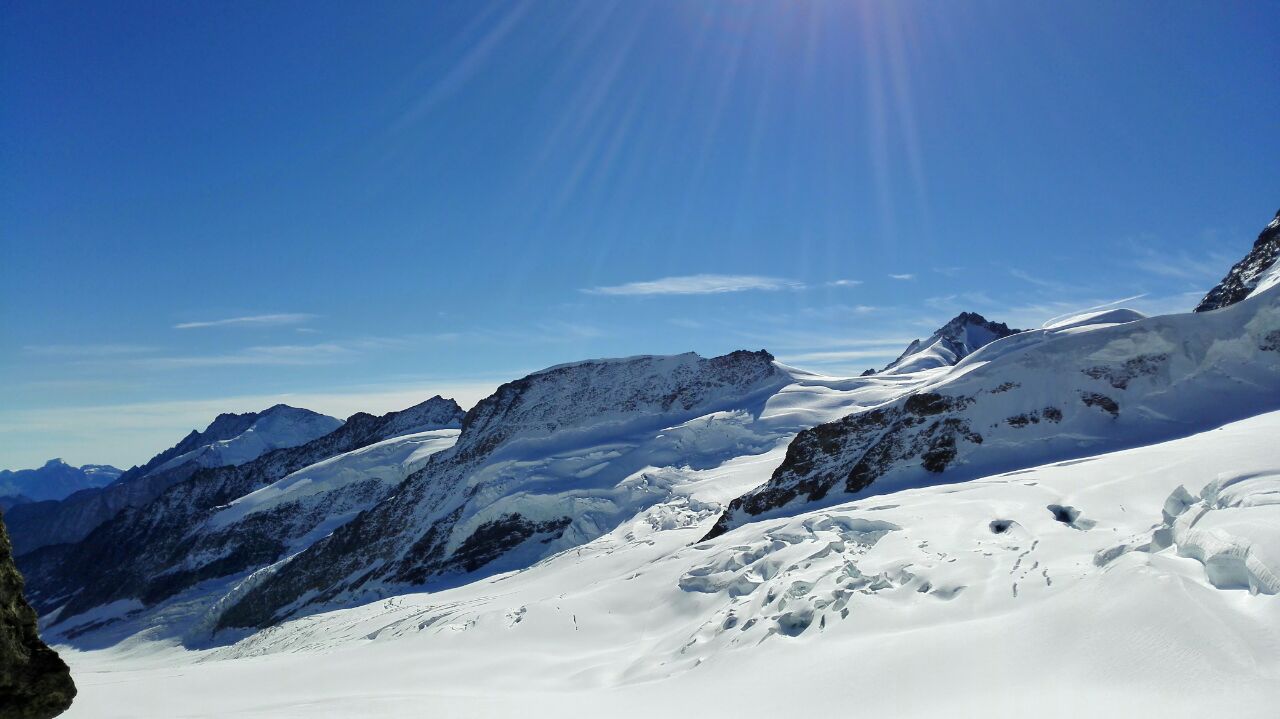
[880,312,1020,374]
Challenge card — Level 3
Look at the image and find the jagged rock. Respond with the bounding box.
[1195,209,1280,312]
[0,516,75,718]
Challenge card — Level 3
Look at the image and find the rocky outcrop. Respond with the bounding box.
[1195,209,1280,312]
[0,515,75,718]
[217,351,789,630]
[21,397,464,624]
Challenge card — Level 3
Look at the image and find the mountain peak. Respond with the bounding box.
[1195,208,1280,312]
[880,312,1019,374]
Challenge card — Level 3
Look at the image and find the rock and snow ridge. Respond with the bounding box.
[19,397,464,627]
[1196,208,1280,312]
[4,406,342,555]
[705,280,1280,539]
[215,350,802,629]
[878,311,1019,374]
[0,460,121,504]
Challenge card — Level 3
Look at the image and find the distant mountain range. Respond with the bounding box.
[3,405,342,555]
[0,460,122,507]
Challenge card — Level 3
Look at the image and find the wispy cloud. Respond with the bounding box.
[22,344,156,357]
[174,313,317,330]
[130,343,355,369]
[583,274,804,296]
[826,279,863,287]
[780,347,904,364]
[888,273,916,281]
[1130,250,1231,281]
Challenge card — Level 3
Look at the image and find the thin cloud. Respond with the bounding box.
[174,313,317,330]
[22,344,156,357]
[888,273,916,281]
[826,279,863,287]
[130,343,354,369]
[583,274,804,296]
[781,346,906,363]
[1131,252,1231,281]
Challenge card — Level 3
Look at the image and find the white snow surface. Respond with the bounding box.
[58,409,1280,718]
[210,429,460,529]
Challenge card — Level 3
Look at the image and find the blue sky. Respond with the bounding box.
[2,1,1278,469]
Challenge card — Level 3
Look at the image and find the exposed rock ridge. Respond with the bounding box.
[1195,209,1280,312]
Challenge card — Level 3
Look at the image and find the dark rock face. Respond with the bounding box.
[0,516,75,719]
[20,397,465,624]
[218,351,787,630]
[1195,209,1280,312]
[702,392,982,540]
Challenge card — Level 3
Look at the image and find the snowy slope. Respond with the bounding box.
[57,408,1280,718]
[211,430,460,533]
[707,283,1280,538]
[4,406,342,554]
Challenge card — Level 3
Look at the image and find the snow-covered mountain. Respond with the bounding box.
[60,384,1280,719]
[142,405,345,477]
[215,351,801,629]
[4,406,342,555]
[878,311,1019,374]
[26,209,1280,718]
[706,284,1280,539]
[0,460,121,504]
[20,397,465,631]
[1196,208,1280,311]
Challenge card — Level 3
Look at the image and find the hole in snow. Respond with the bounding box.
[1047,504,1095,530]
